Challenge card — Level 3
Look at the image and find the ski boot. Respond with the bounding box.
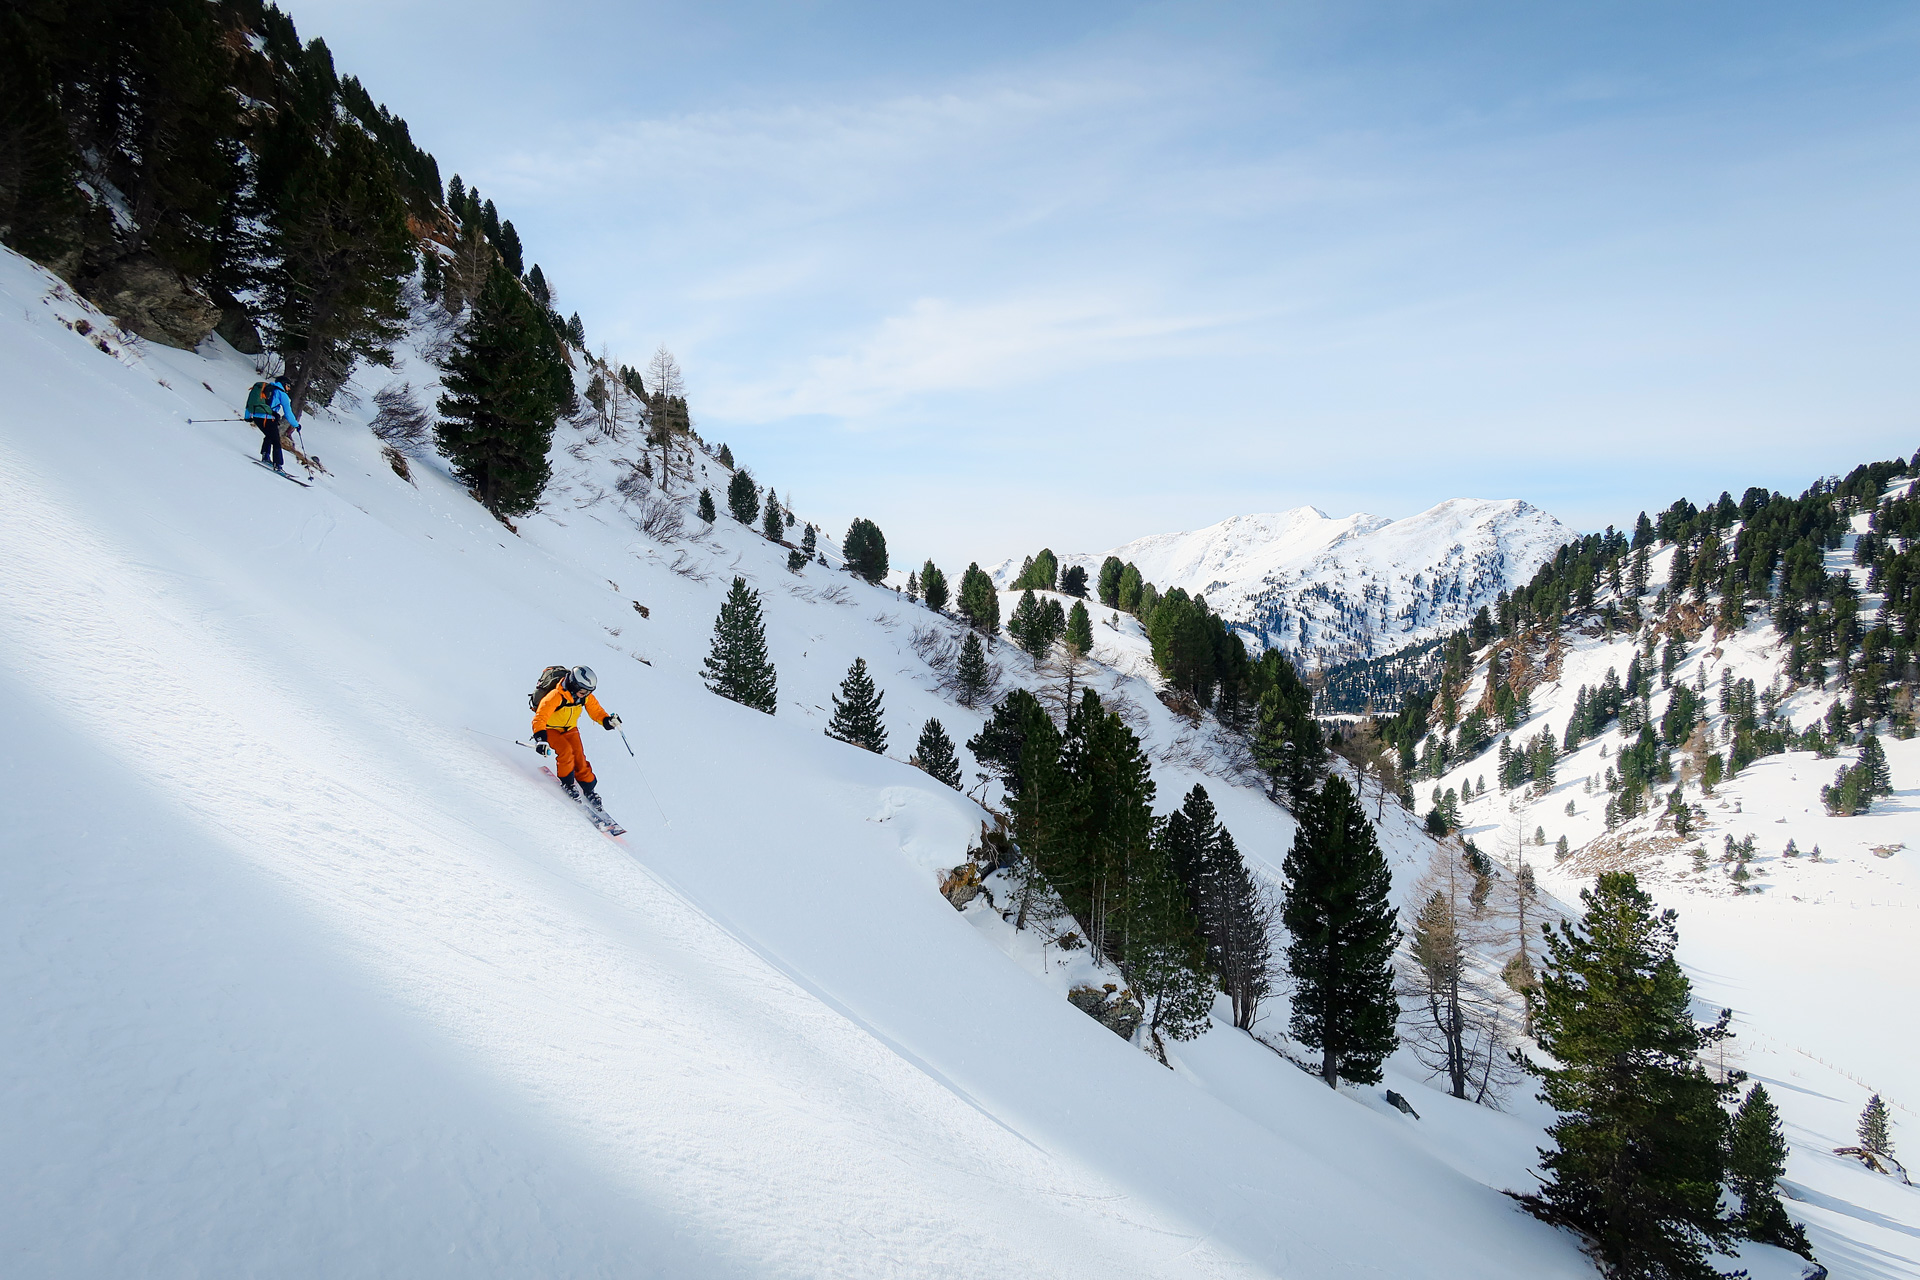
[558,775,582,801]
[579,778,606,812]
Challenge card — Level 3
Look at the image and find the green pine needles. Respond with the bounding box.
[727,469,759,525]
[957,563,1000,635]
[703,576,777,713]
[827,657,887,753]
[1520,871,1737,1280]
[1281,774,1399,1086]
[956,631,991,707]
[435,263,572,517]
[912,718,963,789]
[843,519,889,584]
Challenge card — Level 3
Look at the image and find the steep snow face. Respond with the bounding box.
[0,248,1612,1280]
[999,500,1574,667]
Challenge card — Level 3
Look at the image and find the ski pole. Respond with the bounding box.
[186,417,251,423]
[620,730,672,828]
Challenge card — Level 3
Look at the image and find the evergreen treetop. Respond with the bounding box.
[702,576,777,713]
[913,718,963,789]
[955,630,991,707]
[957,563,1000,635]
[844,518,889,584]
[1859,1093,1894,1156]
[827,658,888,753]
[920,560,949,612]
[1281,775,1399,1087]
[697,488,716,523]
[434,262,569,517]
[1521,871,1734,1280]
[727,469,760,524]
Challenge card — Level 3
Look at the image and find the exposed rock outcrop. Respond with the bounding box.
[86,254,221,349]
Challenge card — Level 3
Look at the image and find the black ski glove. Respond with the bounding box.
[603,713,621,730]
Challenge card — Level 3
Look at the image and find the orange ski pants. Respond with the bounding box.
[546,727,595,785]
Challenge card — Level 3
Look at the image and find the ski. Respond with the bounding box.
[540,766,626,837]
[249,456,312,487]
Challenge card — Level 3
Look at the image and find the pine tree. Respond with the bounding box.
[1009,589,1050,659]
[787,549,807,574]
[1097,556,1126,607]
[717,443,735,469]
[913,718,963,789]
[1065,600,1094,657]
[956,630,991,707]
[702,576,777,713]
[1253,682,1324,808]
[1164,785,1270,1030]
[957,562,1000,635]
[1728,1084,1813,1258]
[565,312,585,347]
[827,658,887,753]
[844,518,889,584]
[1282,776,1399,1086]
[1061,564,1089,598]
[920,560,949,612]
[1859,1093,1893,1156]
[727,469,759,524]
[261,122,415,414]
[761,491,785,541]
[697,488,716,523]
[1858,731,1893,796]
[435,263,569,516]
[1117,562,1144,614]
[1521,872,1733,1280]
[905,570,920,601]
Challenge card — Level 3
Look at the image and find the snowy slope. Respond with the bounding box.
[1427,506,1920,1278]
[995,501,1573,667]
[0,247,1625,1280]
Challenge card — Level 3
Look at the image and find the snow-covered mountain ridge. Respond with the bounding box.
[995,499,1575,668]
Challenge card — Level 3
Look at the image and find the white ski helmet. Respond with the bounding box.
[569,664,598,693]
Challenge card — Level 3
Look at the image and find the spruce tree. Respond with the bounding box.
[1061,564,1089,598]
[727,469,759,524]
[1281,775,1399,1086]
[1727,1084,1813,1258]
[1117,562,1144,613]
[957,563,1000,634]
[920,560,949,612]
[1859,1093,1893,1156]
[435,263,568,516]
[844,518,889,584]
[697,488,716,523]
[787,549,807,574]
[905,570,920,601]
[1065,600,1094,657]
[717,443,735,469]
[956,630,991,707]
[1253,681,1324,808]
[761,491,785,541]
[1522,872,1733,1280]
[702,576,777,713]
[913,718,963,789]
[827,657,887,753]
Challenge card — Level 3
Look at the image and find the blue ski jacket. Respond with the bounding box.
[247,383,302,430]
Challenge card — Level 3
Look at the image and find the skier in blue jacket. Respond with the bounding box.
[243,378,301,471]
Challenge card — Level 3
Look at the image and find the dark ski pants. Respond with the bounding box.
[251,416,284,467]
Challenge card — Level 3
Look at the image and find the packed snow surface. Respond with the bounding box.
[995,501,1574,667]
[0,245,1895,1277]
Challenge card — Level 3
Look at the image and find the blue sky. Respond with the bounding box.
[298,1,1920,568]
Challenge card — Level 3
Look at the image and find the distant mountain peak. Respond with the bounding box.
[996,498,1574,668]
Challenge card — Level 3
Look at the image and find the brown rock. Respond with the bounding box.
[87,254,221,349]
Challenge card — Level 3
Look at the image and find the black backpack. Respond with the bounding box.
[529,665,571,711]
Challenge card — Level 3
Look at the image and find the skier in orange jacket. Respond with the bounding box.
[532,665,621,808]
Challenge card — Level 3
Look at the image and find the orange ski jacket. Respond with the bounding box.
[533,685,610,736]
